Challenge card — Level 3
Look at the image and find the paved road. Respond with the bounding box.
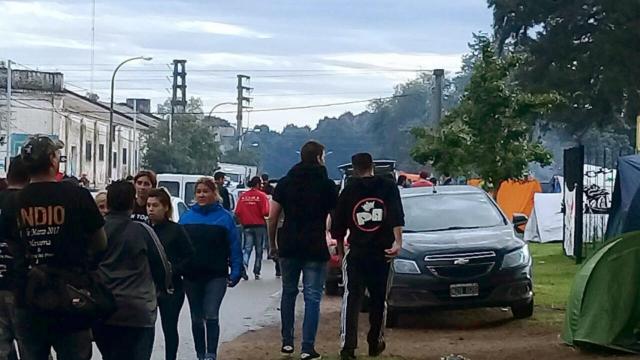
[91,254,282,359]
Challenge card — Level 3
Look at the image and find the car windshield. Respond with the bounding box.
[402,193,506,232]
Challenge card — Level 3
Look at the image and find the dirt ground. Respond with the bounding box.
[221,296,631,360]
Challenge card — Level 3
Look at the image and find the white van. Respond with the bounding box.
[157,174,205,206]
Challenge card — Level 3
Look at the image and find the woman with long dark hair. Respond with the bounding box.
[179,177,242,360]
[147,188,194,360]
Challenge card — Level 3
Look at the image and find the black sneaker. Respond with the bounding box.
[281,345,294,357]
[255,274,261,280]
[241,271,249,281]
[340,349,356,360]
[300,350,322,360]
[368,341,386,357]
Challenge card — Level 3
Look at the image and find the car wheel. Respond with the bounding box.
[325,280,341,296]
[511,298,534,319]
[386,308,399,328]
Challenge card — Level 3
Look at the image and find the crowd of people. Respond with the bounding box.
[0,136,405,360]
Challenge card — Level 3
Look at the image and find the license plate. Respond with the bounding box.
[450,283,479,298]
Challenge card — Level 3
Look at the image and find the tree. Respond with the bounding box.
[489,0,640,138]
[142,98,220,174]
[221,148,259,166]
[411,37,560,191]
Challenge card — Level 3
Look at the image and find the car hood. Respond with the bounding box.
[401,226,524,256]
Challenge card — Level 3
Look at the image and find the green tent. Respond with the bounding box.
[563,232,640,353]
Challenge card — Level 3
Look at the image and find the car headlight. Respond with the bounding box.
[501,246,531,269]
[393,259,421,274]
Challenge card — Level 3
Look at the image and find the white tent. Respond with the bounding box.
[525,193,563,243]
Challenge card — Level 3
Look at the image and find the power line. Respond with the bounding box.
[30,68,436,73]
[9,94,417,116]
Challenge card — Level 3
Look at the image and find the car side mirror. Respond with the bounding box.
[512,213,528,232]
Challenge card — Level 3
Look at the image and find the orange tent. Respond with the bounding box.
[496,179,542,221]
[467,178,484,188]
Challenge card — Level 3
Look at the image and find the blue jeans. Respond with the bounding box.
[279,258,327,353]
[185,278,228,360]
[242,226,266,275]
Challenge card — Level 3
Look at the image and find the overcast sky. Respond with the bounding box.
[1,0,492,130]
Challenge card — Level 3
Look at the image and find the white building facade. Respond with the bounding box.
[1,67,159,187]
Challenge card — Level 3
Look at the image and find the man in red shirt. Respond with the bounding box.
[412,171,434,187]
[235,176,270,280]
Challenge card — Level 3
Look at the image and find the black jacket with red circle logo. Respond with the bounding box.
[331,176,405,258]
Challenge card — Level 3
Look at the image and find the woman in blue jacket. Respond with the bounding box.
[179,177,242,360]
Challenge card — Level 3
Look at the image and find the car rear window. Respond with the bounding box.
[402,193,506,232]
[185,182,197,206]
[159,181,179,197]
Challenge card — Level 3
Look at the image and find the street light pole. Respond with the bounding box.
[208,102,237,118]
[108,56,152,182]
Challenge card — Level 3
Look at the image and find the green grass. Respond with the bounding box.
[529,243,579,324]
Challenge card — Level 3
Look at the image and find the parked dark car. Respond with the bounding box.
[387,185,533,327]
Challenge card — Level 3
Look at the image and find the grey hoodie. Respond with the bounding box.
[96,212,172,327]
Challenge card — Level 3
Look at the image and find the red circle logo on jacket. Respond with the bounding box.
[352,198,386,232]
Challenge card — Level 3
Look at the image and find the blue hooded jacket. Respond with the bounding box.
[179,202,242,283]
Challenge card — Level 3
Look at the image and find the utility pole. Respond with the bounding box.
[432,68,445,124]
[171,60,187,144]
[132,98,137,173]
[90,0,96,94]
[5,60,11,172]
[236,74,251,151]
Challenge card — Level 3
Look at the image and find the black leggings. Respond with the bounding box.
[158,279,186,360]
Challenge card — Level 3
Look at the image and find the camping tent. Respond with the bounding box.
[563,231,640,353]
[496,180,542,221]
[524,193,563,243]
[605,155,640,239]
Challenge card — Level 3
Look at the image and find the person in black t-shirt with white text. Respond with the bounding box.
[0,157,30,360]
[13,135,107,360]
[331,153,404,360]
[132,170,157,223]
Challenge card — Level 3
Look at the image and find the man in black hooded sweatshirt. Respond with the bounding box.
[331,153,404,360]
[268,140,338,360]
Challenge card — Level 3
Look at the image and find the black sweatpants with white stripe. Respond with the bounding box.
[340,252,391,351]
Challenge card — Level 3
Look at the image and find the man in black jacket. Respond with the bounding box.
[214,172,232,210]
[331,153,404,360]
[0,157,29,360]
[268,141,338,360]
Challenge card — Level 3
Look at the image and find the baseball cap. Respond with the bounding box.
[21,135,65,164]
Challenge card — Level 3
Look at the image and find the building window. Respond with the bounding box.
[112,152,117,168]
[86,141,92,162]
[99,144,105,161]
[122,148,127,165]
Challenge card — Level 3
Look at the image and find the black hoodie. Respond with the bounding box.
[331,176,405,258]
[273,163,338,262]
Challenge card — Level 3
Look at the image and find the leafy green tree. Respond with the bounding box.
[489,0,640,138]
[411,37,560,191]
[221,148,260,166]
[142,97,220,175]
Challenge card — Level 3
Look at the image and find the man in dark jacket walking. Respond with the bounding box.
[214,172,232,210]
[331,153,404,360]
[0,157,29,360]
[268,141,338,360]
[93,180,172,360]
